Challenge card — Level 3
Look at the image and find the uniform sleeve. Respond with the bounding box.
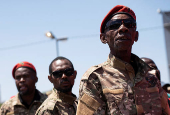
[0,104,6,115]
[0,103,12,115]
[76,72,108,115]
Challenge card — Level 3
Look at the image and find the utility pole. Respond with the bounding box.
[0,84,1,103]
[158,9,170,82]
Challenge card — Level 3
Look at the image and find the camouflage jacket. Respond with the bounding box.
[77,53,170,115]
[35,88,77,115]
[0,89,47,115]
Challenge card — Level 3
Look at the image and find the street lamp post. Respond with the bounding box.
[45,31,68,57]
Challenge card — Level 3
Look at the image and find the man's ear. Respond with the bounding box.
[100,33,107,44]
[73,70,77,79]
[135,31,139,42]
[35,76,38,83]
[48,75,53,83]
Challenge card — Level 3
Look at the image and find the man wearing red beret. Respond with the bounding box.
[77,5,170,115]
[0,61,47,115]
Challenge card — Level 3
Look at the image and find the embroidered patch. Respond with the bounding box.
[76,93,101,115]
[103,88,124,94]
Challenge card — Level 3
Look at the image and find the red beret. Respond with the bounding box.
[100,5,136,33]
[12,61,36,79]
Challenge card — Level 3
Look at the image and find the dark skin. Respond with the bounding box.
[100,14,138,63]
[162,84,170,94]
[15,67,38,105]
[141,57,161,80]
[141,58,158,69]
[48,59,77,95]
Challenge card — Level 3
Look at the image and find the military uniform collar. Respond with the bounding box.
[107,53,135,73]
[12,94,23,106]
[12,89,46,107]
[107,53,151,82]
[52,88,77,105]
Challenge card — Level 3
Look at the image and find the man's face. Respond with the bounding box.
[142,58,160,80]
[102,14,138,52]
[48,59,76,94]
[15,67,37,96]
[143,59,157,70]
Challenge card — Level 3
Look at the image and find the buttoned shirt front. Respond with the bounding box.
[77,53,170,115]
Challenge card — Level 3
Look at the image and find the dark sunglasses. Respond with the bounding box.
[105,19,136,30]
[51,68,74,78]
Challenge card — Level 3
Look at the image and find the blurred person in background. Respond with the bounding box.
[76,5,170,115]
[162,84,170,107]
[141,57,161,81]
[0,61,47,115]
[162,84,170,94]
[141,57,170,107]
[36,56,77,115]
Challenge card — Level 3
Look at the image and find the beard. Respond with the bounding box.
[56,86,73,93]
[55,78,74,93]
[56,85,73,93]
[17,85,34,96]
[18,88,30,96]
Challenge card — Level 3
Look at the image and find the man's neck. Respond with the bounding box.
[66,91,72,95]
[55,88,72,95]
[20,89,36,105]
[111,49,131,63]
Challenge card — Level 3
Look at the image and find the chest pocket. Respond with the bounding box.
[7,111,27,115]
[13,106,28,115]
[103,88,124,103]
[6,111,14,115]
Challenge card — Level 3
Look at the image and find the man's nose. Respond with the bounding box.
[20,77,25,82]
[61,73,68,79]
[118,24,129,33]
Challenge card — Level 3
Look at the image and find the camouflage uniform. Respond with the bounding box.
[35,88,77,115]
[77,53,170,115]
[0,89,47,115]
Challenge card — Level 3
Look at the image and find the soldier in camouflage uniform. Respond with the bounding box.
[76,5,170,115]
[36,56,77,115]
[0,61,47,115]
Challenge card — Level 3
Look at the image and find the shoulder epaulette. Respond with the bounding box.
[44,94,60,110]
[81,62,107,80]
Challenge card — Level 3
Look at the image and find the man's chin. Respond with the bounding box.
[115,43,132,50]
[114,46,131,52]
[57,87,72,93]
[19,90,29,96]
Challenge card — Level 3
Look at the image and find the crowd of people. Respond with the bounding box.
[0,5,170,115]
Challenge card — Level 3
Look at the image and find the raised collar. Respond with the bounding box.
[51,88,77,105]
[18,89,41,108]
[107,53,135,73]
[107,53,151,81]
[12,89,45,108]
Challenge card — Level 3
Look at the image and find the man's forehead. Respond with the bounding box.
[145,59,155,65]
[110,13,132,20]
[15,67,33,76]
[52,59,71,68]
[16,67,32,72]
